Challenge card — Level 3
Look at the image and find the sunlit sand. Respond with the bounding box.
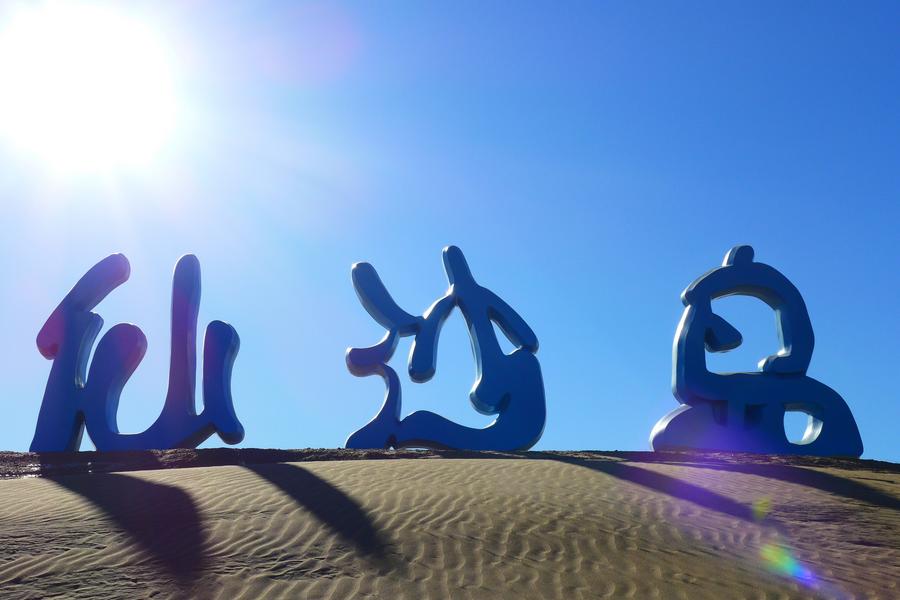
[0,449,895,599]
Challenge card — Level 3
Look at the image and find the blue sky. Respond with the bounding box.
[0,2,897,460]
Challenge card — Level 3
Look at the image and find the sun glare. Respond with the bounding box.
[0,3,177,173]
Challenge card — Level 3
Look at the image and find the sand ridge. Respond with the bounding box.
[0,451,896,599]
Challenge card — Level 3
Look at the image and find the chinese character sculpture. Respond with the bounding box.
[650,245,863,456]
[30,254,244,452]
[345,245,545,451]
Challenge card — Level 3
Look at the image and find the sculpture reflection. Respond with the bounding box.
[30,254,244,452]
[650,245,863,457]
[345,246,545,451]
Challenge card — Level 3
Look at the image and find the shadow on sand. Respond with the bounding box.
[580,452,900,512]
[549,456,761,523]
[696,462,900,511]
[245,463,398,570]
[547,453,900,526]
[45,471,206,583]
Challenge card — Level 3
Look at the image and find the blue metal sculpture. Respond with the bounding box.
[30,254,244,452]
[650,245,863,457]
[345,245,545,451]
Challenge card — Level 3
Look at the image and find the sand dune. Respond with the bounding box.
[0,450,895,599]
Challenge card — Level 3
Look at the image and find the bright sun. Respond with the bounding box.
[0,3,177,173]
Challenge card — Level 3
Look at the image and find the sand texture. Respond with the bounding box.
[0,450,896,599]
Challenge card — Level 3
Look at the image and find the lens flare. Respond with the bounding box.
[760,543,816,586]
[752,496,772,521]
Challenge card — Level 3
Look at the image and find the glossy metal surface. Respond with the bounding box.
[651,245,863,456]
[30,254,244,452]
[346,246,545,451]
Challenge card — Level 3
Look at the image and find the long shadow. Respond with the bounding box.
[699,463,900,511]
[549,456,761,523]
[46,472,206,582]
[245,463,395,567]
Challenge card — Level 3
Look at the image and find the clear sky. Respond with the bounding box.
[0,1,897,461]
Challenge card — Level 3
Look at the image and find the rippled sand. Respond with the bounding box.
[0,451,896,599]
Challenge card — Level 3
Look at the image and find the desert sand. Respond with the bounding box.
[0,449,895,599]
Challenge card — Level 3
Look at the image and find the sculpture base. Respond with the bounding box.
[650,402,864,457]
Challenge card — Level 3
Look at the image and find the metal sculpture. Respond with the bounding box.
[650,245,863,456]
[30,254,244,452]
[345,245,545,451]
